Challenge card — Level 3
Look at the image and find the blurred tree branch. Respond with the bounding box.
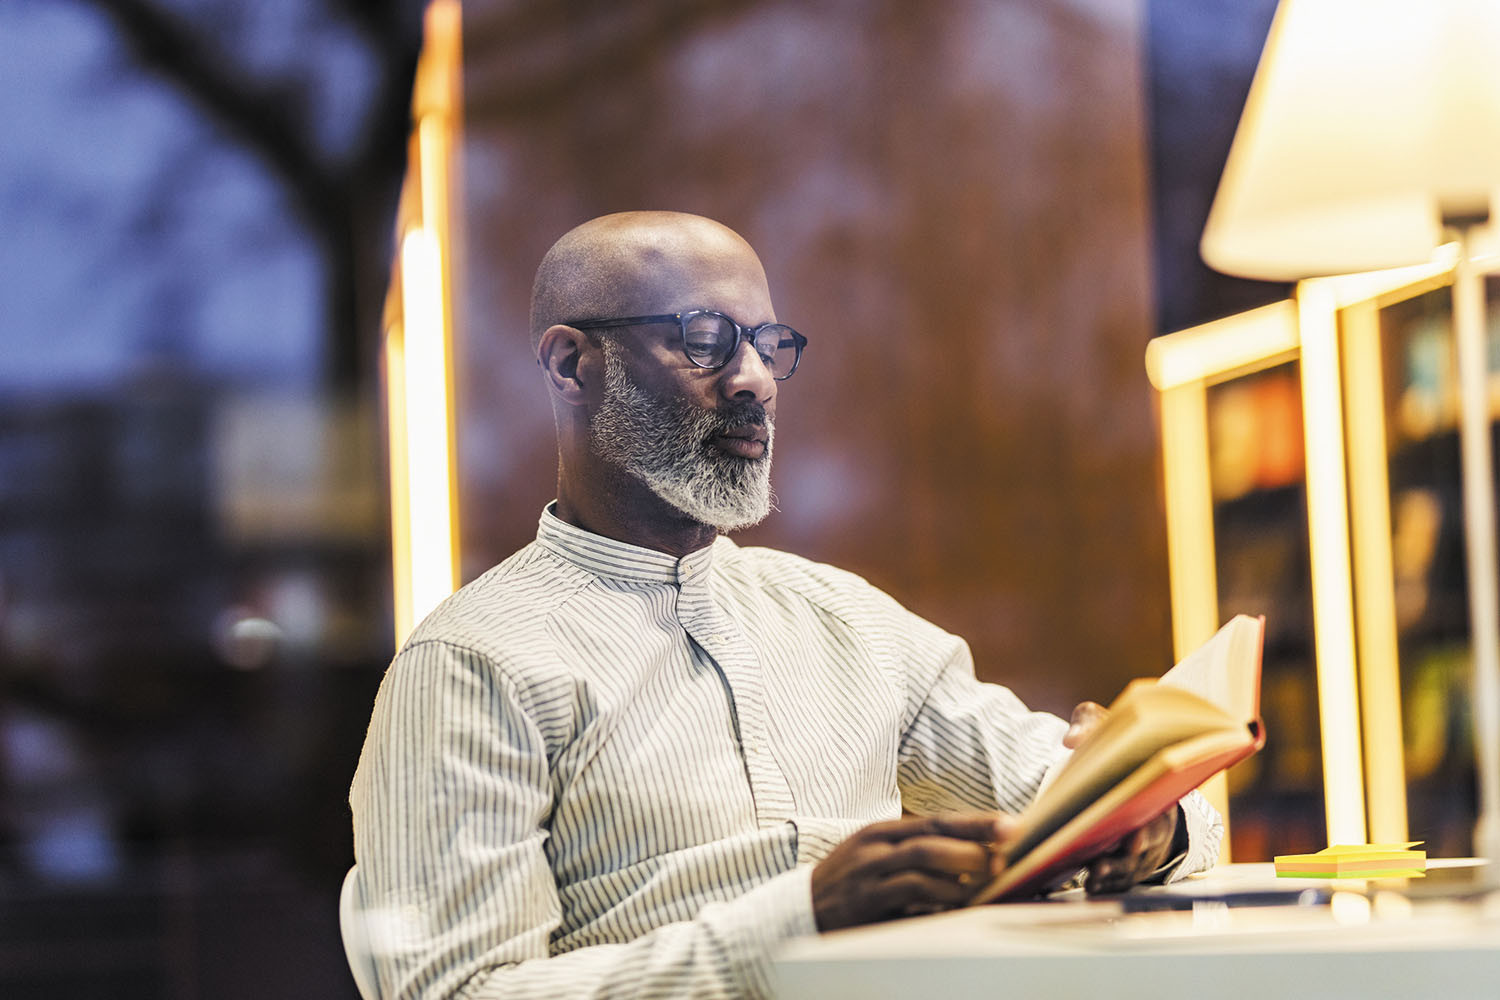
[86,0,333,222]
[80,0,422,385]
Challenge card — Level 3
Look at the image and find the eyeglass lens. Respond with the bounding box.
[682,312,800,378]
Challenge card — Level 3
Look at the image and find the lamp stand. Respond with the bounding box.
[1450,218,1500,879]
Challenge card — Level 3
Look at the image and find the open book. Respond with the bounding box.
[971,614,1265,904]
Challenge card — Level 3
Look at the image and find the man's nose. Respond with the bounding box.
[717,337,777,405]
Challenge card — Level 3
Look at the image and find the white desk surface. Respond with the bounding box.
[773,862,1500,1000]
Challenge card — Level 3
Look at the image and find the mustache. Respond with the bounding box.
[706,400,772,433]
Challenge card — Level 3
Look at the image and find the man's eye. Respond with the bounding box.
[685,338,719,357]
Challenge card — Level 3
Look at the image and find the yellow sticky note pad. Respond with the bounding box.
[1274,842,1426,878]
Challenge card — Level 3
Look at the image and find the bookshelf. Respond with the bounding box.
[1147,258,1500,859]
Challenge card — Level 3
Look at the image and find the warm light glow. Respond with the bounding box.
[1320,252,1459,309]
[1329,889,1372,927]
[1297,279,1367,846]
[1158,383,1230,858]
[1159,385,1219,663]
[1202,1,1500,279]
[1340,299,1409,844]
[419,115,449,246]
[1154,254,1500,856]
[1152,285,1383,851]
[1145,302,1298,391]
[399,226,456,637]
[384,0,463,648]
[1151,309,1321,861]
[385,325,414,643]
[1199,0,1500,874]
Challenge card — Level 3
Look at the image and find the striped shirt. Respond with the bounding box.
[349,506,1221,999]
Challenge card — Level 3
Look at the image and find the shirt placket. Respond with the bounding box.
[676,558,795,827]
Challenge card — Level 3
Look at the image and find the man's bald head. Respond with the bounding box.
[529,211,772,349]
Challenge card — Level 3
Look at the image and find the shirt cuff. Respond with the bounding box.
[1158,789,1224,883]
[730,862,819,940]
[700,863,818,998]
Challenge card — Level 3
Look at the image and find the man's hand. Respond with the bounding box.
[1063,700,1108,749]
[1061,700,1187,894]
[1082,806,1183,894]
[811,814,1013,931]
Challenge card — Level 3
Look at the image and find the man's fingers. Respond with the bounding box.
[1085,856,1137,895]
[1086,831,1148,893]
[922,813,1007,845]
[857,813,1003,845]
[1064,701,1109,749]
[1083,811,1177,894]
[871,835,992,881]
[1086,843,1154,894]
[812,815,1017,930]
[876,870,974,913]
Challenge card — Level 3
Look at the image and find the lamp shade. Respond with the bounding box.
[1201,0,1500,280]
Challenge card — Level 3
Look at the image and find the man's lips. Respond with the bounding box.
[712,425,769,459]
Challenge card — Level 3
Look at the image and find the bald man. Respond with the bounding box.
[350,212,1221,999]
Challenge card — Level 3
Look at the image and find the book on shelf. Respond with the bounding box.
[973,614,1266,904]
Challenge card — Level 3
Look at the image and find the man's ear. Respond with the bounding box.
[537,324,593,406]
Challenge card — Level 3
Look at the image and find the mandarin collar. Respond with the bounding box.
[535,503,723,587]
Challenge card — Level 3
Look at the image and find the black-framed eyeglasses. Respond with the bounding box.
[566,309,807,380]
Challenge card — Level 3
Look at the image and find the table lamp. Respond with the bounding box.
[1200,0,1500,871]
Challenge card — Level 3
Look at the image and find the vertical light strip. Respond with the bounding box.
[1340,298,1409,843]
[1451,232,1500,868]
[1297,278,1368,846]
[416,111,460,589]
[1160,384,1221,660]
[399,227,455,635]
[385,325,414,642]
[1158,382,1231,858]
[384,0,463,648]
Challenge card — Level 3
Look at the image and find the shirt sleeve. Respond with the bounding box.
[1164,788,1223,881]
[894,631,1072,817]
[349,640,817,1000]
[892,628,1222,880]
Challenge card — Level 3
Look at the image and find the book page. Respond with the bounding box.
[1158,614,1263,721]
[1003,681,1237,862]
[995,615,1264,871]
[976,727,1253,903]
[974,616,1265,904]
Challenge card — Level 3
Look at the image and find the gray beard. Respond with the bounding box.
[590,347,776,533]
